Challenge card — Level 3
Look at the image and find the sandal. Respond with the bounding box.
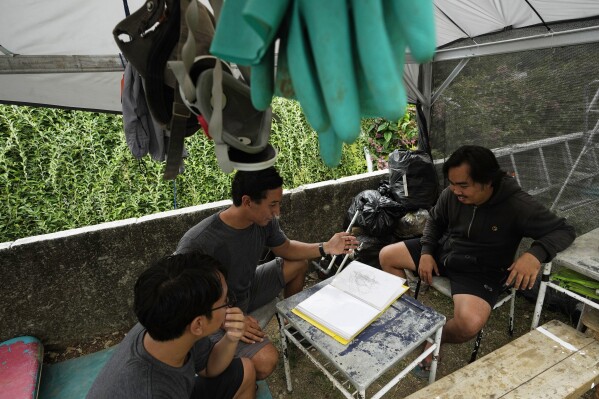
[410,361,432,380]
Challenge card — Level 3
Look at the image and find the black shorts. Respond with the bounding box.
[404,238,508,307]
[193,357,244,399]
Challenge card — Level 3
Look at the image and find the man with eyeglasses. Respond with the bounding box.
[176,166,359,380]
[379,145,575,378]
[87,252,256,399]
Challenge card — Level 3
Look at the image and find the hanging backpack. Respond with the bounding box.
[113,0,275,178]
[388,149,439,211]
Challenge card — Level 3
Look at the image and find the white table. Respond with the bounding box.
[276,278,446,399]
[531,227,599,329]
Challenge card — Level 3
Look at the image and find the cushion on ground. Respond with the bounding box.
[0,336,43,399]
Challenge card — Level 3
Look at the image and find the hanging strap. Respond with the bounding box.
[162,0,193,179]
[167,0,230,172]
[163,87,190,179]
[122,0,131,17]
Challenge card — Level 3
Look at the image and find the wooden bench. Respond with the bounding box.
[582,306,599,341]
[405,320,599,399]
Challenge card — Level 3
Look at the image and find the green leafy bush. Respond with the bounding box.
[0,99,368,242]
[362,105,418,170]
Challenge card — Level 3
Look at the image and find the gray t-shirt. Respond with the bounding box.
[86,323,212,399]
[175,211,287,310]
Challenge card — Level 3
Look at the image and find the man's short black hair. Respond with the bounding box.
[134,252,226,341]
[443,145,506,186]
[231,167,284,206]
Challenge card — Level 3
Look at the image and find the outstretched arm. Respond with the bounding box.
[271,232,360,260]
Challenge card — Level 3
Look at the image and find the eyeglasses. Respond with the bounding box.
[211,291,237,311]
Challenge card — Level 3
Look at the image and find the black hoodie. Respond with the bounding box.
[421,176,576,274]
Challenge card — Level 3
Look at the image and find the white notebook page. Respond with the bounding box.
[331,261,406,310]
[295,284,380,339]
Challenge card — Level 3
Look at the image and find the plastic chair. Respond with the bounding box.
[407,270,516,363]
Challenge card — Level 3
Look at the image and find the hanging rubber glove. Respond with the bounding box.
[250,42,275,110]
[242,0,290,56]
[392,0,436,63]
[242,0,290,110]
[210,0,290,65]
[383,0,407,68]
[351,0,406,121]
[297,0,361,144]
[284,2,343,166]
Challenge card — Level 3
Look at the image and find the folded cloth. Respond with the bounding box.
[552,269,599,300]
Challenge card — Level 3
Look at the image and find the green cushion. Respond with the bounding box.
[38,347,116,399]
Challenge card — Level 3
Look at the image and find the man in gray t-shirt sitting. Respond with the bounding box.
[176,167,359,380]
[87,253,256,399]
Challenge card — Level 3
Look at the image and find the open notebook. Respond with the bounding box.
[292,261,408,344]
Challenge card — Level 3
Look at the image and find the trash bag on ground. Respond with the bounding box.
[389,150,439,211]
[394,209,430,239]
[352,230,398,269]
[347,190,406,237]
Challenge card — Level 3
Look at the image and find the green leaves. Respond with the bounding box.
[362,105,418,170]
[0,100,368,242]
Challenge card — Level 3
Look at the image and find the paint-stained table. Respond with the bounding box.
[532,227,599,329]
[276,277,446,399]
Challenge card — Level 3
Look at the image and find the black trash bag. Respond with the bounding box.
[352,233,398,269]
[388,150,439,211]
[347,190,406,237]
[377,176,392,197]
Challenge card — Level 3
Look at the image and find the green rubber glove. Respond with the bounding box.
[351,0,406,121]
[392,0,436,63]
[297,0,361,144]
[285,1,343,166]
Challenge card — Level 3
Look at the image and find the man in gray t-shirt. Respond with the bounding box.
[87,253,255,399]
[176,167,360,380]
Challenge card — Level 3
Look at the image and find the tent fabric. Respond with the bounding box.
[1,0,599,112]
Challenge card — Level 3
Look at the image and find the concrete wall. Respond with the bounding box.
[0,170,387,348]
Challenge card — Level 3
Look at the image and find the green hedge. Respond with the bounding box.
[0,98,370,242]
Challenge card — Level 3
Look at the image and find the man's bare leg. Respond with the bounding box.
[282,259,308,298]
[442,294,491,343]
[243,259,307,380]
[379,241,417,278]
[249,343,278,380]
[419,293,492,370]
[234,358,257,399]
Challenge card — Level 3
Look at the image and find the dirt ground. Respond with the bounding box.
[262,273,597,399]
[47,272,597,399]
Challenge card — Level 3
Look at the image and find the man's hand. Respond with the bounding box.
[240,315,266,344]
[325,232,359,256]
[418,254,439,285]
[506,252,541,290]
[222,307,246,343]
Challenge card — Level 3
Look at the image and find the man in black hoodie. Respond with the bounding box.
[379,145,575,372]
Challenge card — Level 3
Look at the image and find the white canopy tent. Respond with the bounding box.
[1,0,599,113]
